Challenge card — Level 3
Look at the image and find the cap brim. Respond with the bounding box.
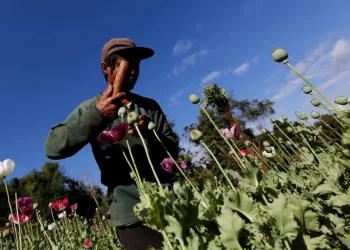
[117,47,154,60]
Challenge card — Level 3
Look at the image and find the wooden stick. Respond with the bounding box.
[112,59,130,95]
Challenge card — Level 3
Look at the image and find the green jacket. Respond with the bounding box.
[44,92,179,226]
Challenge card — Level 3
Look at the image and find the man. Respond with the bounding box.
[45,38,179,249]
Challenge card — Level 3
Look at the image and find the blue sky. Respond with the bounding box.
[1,0,350,189]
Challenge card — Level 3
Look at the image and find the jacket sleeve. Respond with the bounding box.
[150,102,179,159]
[44,99,107,160]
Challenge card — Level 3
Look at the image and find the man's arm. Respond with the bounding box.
[44,99,107,160]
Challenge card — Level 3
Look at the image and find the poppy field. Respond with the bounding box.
[1,48,350,249]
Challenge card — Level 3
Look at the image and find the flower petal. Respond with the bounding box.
[2,159,15,177]
[97,131,117,144]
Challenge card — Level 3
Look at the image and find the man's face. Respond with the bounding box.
[102,54,140,92]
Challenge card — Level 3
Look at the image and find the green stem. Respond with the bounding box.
[152,130,209,207]
[119,145,142,189]
[134,125,164,195]
[319,119,343,138]
[198,104,246,171]
[14,193,23,250]
[201,141,237,192]
[285,61,341,115]
[3,178,19,250]
[125,140,142,187]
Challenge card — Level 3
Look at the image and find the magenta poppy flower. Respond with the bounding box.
[19,204,34,217]
[328,140,334,145]
[97,123,129,145]
[105,211,111,219]
[68,213,74,220]
[17,197,32,207]
[161,158,175,174]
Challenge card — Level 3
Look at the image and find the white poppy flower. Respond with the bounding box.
[0,159,15,178]
[48,223,56,230]
[262,146,276,158]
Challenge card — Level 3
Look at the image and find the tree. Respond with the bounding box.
[184,83,275,173]
[0,162,105,225]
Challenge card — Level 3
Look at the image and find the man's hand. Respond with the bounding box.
[96,84,127,121]
[128,114,152,138]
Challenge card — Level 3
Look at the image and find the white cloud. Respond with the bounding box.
[271,37,350,101]
[201,71,222,84]
[173,39,193,55]
[172,49,209,76]
[233,62,250,75]
[168,81,196,107]
[252,56,260,64]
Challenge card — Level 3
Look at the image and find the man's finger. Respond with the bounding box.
[101,84,113,99]
[110,92,127,102]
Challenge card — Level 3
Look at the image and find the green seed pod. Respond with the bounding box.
[311,99,321,107]
[295,143,300,148]
[281,115,288,121]
[263,141,270,147]
[189,94,200,104]
[302,86,312,94]
[271,48,288,62]
[278,137,283,142]
[271,132,275,136]
[118,107,127,117]
[270,117,277,124]
[335,96,349,105]
[312,130,320,136]
[127,111,139,125]
[261,128,269,134]
[190,129,203,142]
[245,140,252,147]
[310,111,320,119]
[229,150,234,155]
[286,141,292,146]
[148,122,156,130]
[299,114,308,121]
[286,127,294,133]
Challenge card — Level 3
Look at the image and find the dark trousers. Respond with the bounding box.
[115,222,163,250]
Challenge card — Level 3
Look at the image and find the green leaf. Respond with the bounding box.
[268,194,299,242]
[289,196,320,233]
[303,235,329,250]
[231,192,259,222]
[337,234,350,249]
[313,181,341,196]
[217,209,244,250]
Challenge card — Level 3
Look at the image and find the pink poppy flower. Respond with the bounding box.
[161,158,174,173]
[82,239,92,248]
[70,203,78,212]
[9,214,30,225]
[177,161,187,169]
[97,123,128,145]
[220,125,237,139]
[105,211,111,219]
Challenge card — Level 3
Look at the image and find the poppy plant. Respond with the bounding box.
[9,214,30,225]
[97,122,129,144]
[50,198,69,211]
[220,125,237,139]
[160,158,187,174]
